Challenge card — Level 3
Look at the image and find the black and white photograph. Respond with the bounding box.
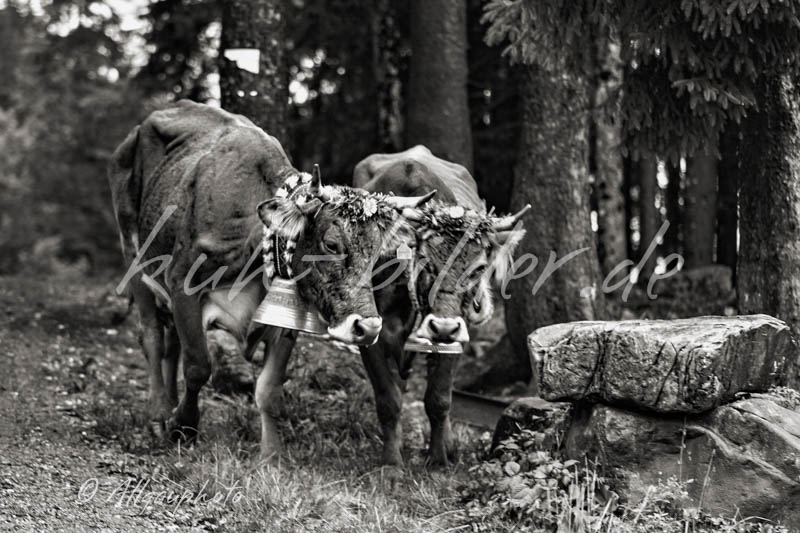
[2,0,800,531]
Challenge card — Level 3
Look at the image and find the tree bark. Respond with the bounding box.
[623,154,636,262]
[219,0,289,146]
[738,74,800,352]
[505,67,605,385]
[664,162,682,255]
[717,126,739,278]
[372,0,405,152]
[592,37,626,277]
[407,0,473,171]
[684,152,718,267]
[637,153,659,282]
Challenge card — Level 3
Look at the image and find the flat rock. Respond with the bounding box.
[529,315,797,413]
[563,398,800,529]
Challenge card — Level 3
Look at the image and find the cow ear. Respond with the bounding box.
[296,197,324,216]
[487,228,526,286]
[257,197,308,241]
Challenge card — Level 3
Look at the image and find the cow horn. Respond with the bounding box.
[384,189,437,211]
[309,164,322,195]
[492,204,531,231]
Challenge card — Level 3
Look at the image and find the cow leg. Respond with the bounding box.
[360,341,404,465]
[424,352,458,466]
[130,279,172,425]
[255,327,297,460]
[168,291,211,442]
[162,324,180,408]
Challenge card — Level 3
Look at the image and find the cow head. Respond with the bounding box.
[258,166,432,345]
[406,203,529,344]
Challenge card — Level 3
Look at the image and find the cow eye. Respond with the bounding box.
[471,263,488,278]
[322,237,342,255]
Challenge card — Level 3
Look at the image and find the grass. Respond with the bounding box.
[84,336,797,533]
[9,276,795,532]
[70,280,795,533]
[85,334,508,532]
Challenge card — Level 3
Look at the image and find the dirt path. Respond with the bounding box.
[0,276,192,531]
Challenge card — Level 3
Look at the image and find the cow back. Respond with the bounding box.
[354,145,484,212]
[108,99,296,292]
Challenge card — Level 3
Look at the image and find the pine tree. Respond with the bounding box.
[407,0,473,171]
[219,0,289,143]
[484,0,800,373]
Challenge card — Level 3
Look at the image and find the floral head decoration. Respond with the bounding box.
[259,165,436,284]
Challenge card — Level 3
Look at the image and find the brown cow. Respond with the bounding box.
[354,145,528,465]
[108,101,430,453]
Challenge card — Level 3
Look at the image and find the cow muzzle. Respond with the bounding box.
[415,314,469,343]
[327,314,382,345]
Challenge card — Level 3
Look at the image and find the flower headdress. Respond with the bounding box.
[415,202,495,240]
[258,166,435,285]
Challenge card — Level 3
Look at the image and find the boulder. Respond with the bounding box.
[529,315,797,413]
[492,397,572,451]
[563,397,800,529]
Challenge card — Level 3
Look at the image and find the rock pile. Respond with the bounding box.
[495,315,800,529]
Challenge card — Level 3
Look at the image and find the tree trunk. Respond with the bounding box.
[637,153,659,282]
[684,152,718,267]
[717,126,739,278]
[219,0,288,146]
[217,0,288,389]
[623,154,636,262]
[738,74,800,356]
[372,0,405,152]
[664,162,682,255]
[407,0,473,171]
[592,37,626,277]
[505,67,605,385]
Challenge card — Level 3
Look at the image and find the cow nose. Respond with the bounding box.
[417,314,469,343]
[430,317,461,339]
[351,316,382,345]
[327,315,382,345]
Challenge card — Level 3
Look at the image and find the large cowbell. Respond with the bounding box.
[252,277,327,335]
[252,165,327,336]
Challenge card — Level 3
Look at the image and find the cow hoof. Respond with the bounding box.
[381,449,404,466]
[166,417,199,445]
[148,397,176,424]
[167,424,199,445]
[259,451,281,466]
[446,441,459,463]
[427,456,453,469]
[377,465,404,489]
[259,444,282,464]
[427,444,457,468]
[148,418,167,440]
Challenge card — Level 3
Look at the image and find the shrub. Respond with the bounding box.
[461,428,793,532]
